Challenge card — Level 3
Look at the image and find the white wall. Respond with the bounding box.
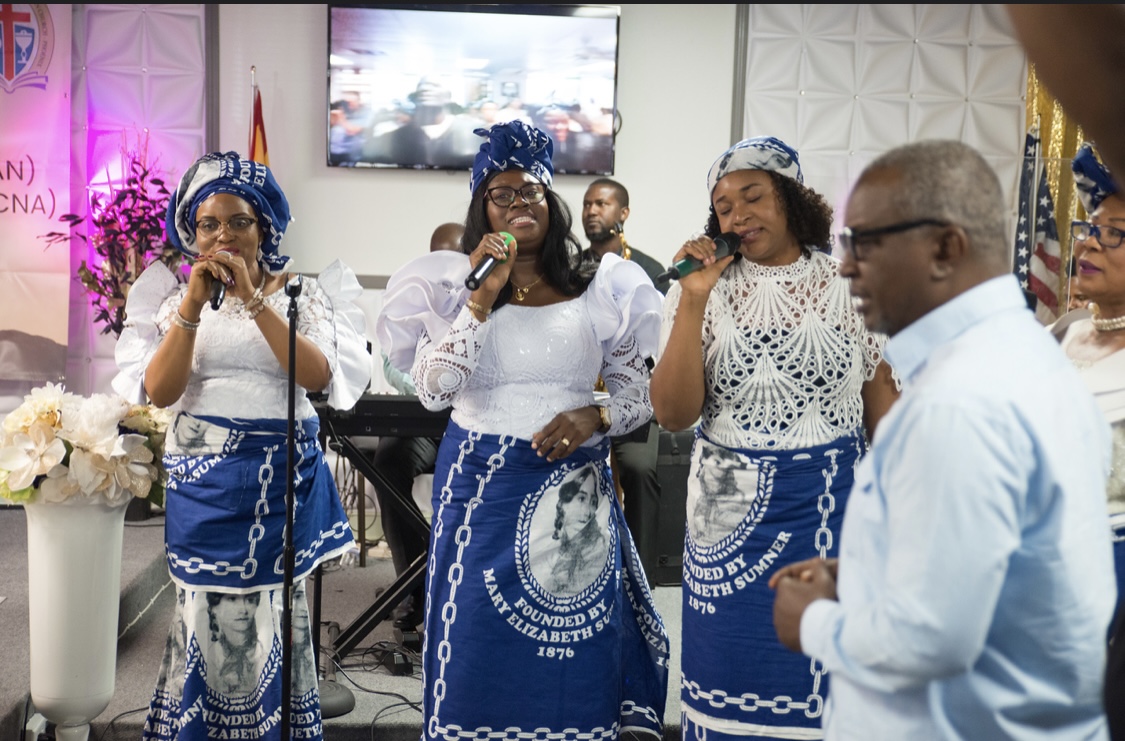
[216,4,738,278]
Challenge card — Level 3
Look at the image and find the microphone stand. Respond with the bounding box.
[281,275,301,741]
[283,276,356,720]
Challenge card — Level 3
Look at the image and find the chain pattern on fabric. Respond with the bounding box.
[662,252,884,451]
[429,431,512,731]
[166,441,351,580]
[428,724,619,741]
[682,677,823,718]
[814,447,840,558]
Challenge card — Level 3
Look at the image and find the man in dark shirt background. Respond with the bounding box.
[581,178,666,584]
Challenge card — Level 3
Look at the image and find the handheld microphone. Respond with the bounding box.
[209,248,236,310]
[656,232,742,282]
[465,232,516,291]
[210,278,226,310]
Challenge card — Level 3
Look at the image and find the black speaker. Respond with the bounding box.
[652,428,694,586]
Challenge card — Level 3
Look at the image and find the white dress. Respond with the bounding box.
[375,250,671,741]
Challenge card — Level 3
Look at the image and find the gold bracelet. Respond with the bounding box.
[597,405,611,433]
[244,296,264,314]
[466,299,492,318]
[248,302,267,320]
[171,311,200,331]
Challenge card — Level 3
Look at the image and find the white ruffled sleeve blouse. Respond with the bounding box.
[113,259,371,418]
[376,251,662,443]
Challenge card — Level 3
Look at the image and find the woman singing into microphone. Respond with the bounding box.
[114,151,370,740]
[650,136,899,741]
[377,121,669,740]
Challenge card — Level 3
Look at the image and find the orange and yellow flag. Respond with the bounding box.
[249,81,269,166]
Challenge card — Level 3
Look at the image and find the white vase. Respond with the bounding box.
[24,498,130,741]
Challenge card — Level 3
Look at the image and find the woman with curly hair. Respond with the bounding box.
[650,136,899,741]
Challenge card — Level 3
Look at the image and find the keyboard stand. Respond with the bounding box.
[325,426,432,663]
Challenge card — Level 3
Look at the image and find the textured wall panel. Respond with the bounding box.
[67,4,207,397]
[741,4,1026,244]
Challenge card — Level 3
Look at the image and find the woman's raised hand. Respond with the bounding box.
[673,235,736,295]
[205,249,255,302]
[469,232,517,300]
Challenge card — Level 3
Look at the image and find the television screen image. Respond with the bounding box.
[328,4,620,176]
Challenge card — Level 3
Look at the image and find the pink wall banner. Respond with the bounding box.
[0,4,71,381]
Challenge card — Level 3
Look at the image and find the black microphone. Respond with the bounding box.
[209,248,237,310]
[656,232,742,282]
[465,232,516,290]
[210,279,226,310]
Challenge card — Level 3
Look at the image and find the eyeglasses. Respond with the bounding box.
[837,219,950,261]
[196,216,258,236]
[1071,220,1125,249]
[486,184,546,208]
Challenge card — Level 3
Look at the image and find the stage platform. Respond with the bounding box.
[0,506,685,741]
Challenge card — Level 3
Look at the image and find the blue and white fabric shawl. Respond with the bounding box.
[680,431,864,741]
[424,421,668,741]
[161,413,353,591]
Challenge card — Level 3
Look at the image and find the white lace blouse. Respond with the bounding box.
[1056,317,1125,515]
[659,250,885,451]
[376,251,663,442]
[113,260,371,419]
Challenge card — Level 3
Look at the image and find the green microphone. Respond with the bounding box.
[465,231,516,290]
[656,232,741,283]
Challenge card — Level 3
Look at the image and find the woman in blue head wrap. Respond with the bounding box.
[1055,143,1125,660]
[649,136,899,741]
[113,151,371,741]
[376,122,670,740]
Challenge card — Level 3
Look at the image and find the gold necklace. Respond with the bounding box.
[511,274,543,302]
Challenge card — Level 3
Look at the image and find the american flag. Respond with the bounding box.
[1013,128,1062,324]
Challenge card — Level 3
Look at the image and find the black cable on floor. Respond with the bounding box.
[94,706,148,741]
[17,693,29,741]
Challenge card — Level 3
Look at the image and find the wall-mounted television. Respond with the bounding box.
[327,4,620,177]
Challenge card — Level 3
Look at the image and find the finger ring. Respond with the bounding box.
[560,437,571,447]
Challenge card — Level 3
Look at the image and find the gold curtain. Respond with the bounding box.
[1025,63,1085,302]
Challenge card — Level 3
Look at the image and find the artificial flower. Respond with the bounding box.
[0,384,167,506]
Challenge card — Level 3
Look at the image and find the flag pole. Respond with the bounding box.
[1029,114,1041,251]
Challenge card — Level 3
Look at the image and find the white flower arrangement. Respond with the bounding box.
[0,383,171,507]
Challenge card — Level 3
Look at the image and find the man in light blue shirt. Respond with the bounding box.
[771,140,1116,740]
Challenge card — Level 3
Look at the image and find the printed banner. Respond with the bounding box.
[0,4,71,381]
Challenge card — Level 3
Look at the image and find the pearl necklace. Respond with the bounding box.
[1092,312,1125,332]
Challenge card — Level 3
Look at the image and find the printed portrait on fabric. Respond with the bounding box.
[170,413,232,457]
[526,465,612,597]
[290,590,318,696]
[154,588,192,701]
[687,439,762,548]
[199,591,269,697]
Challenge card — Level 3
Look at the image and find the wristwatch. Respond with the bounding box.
[597,405,611,433]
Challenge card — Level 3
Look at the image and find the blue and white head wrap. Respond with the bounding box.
[165,151,292,274]
[1072,142,1119,215]
[706,136,803,195]
[469,122,554,194]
